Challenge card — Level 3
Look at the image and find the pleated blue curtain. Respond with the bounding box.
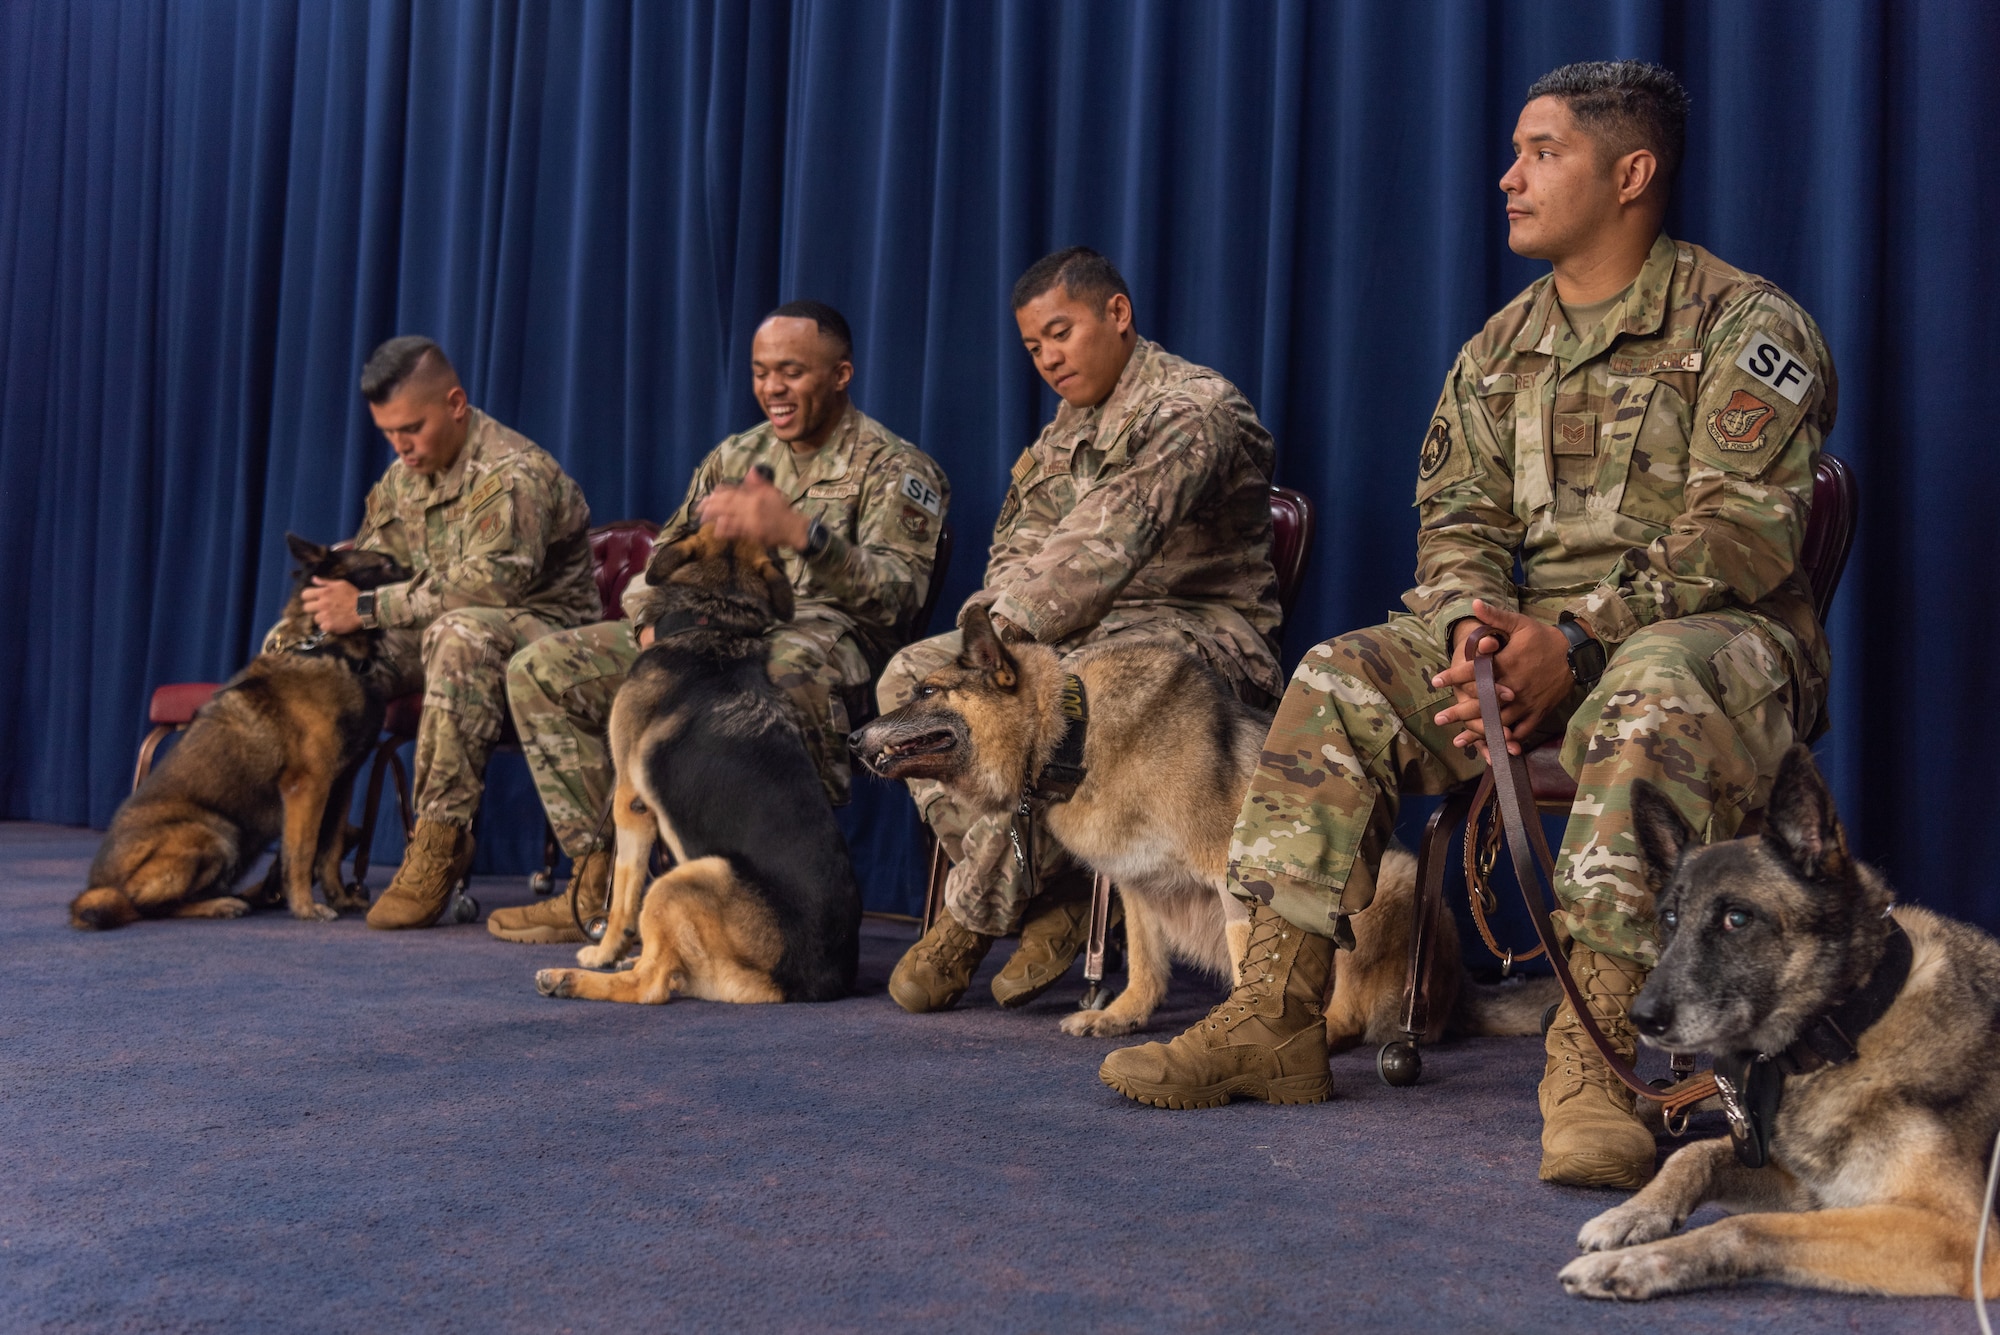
[2,1,1995,923]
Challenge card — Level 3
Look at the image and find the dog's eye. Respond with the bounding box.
[1721,908,1752,932]
[915,685,937,699]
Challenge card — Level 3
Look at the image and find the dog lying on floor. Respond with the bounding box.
[534,528,861,1006]
[71,536,411,929]
[852,605,1554,1041]
[1560,745,2000,1301]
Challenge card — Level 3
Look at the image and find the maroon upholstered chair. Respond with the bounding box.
[1383,451,1861,1086]
[345,520,662,908]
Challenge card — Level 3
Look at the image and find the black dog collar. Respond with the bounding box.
[1030,675,1090,803]
[1713,917,1912,1168]
[648,609,717,639]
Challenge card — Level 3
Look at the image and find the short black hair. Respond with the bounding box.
[1525,60,1690,190]
[765,300,853,360]
[1010,246,1132,313]
[359,336,456,403]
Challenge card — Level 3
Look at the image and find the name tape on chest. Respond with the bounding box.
[900,472,942,516]
[1734,334,1816,405]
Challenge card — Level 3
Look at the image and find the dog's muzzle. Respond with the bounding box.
[849,726,956,777]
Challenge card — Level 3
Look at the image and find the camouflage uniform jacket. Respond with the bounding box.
[1407,233,1838,736]
[973,338,1283,697]
[357,407,599,632]
[622,405,950,665]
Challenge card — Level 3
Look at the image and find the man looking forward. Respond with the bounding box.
[1101,63,1837,1196]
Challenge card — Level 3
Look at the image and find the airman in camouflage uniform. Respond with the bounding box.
[493,303,948,944]
[1101,65,1840,1186]
[887,247,1281,1014]
[280,336,597,930]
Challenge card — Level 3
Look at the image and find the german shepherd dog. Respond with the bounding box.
[852,605,1554,1041]
[1560,745,2000,1301]
[534,528,861,1006]
[71,536,411,929]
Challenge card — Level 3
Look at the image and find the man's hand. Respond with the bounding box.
[638,624,654,648]
[301,578,362,635]
[1429,598,1577,757]
[698,468,811,550]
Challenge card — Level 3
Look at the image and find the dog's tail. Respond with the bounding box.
[70,887,140,931]
[1453,972,1561,1037]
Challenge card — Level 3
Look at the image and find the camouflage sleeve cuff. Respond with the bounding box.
[1430,595,1499,650]
[371,582,417,630]
[1569,588,1638,647]
[983,589,1048,642]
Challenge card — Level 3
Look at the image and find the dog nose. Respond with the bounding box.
[1629,988,1674,1039]
[845,731,866,757]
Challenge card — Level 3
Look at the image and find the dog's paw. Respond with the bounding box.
[324,888,370,914]
[292,902,340,923]
[1060,1009,1144,1038]
[535,969,574,998]
[209,897,252,919]
[1558,1245,1679,1301]
[575,943,620,969]
[1576,1201,1677,1253]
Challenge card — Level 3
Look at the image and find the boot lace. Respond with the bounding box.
[1203,913,1291,1031]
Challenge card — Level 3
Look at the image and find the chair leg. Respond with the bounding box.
[1382,786,1474,1088]
[347,737,401,895]
[388,748,414,838]
[531,820,560,896]
[1077,872,1114,1011]
[132,724,176,794]
[919,838,948,935]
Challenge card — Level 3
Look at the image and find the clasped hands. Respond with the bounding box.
[1429,598,1579,759]
[637,470,809,649]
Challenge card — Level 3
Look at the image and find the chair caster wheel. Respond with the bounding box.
[529,870,554,897]
[1077,984,1110,1012]
[450,892,480,924]
[582,913,609,943]
[344,881,370,905]
[1541,1000,1561,1036]
[1377,1040,1422,1087]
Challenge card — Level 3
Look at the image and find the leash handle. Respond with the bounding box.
[1468,628,1712,1108]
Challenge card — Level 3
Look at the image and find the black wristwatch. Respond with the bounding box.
[355,590,377,628]
[1558,611,1607,690]
[801,516,831,560]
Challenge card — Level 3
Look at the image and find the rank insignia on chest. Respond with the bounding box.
[1418,416,1453,479]
[1706,389,1777,451]
[1553,412,1598,457]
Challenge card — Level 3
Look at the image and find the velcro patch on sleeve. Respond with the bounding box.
[1733,333,1816,405]
[900,471,942,516]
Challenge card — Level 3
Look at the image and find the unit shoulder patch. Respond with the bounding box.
[1705,389,1778,451]
[1418,417,1453,480]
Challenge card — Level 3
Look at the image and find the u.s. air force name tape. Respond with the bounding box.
[1735,333,1816,405]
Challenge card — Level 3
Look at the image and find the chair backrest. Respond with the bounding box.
[1268,485,1316,620]
[1799,452,1858,627]
[911,521,955,640]
[588,520,661,621]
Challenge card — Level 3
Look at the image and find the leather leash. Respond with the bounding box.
[1466,624,1716,1118]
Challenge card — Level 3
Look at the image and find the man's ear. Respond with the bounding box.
[285,532,328,569]
[1631,780,1696,890]
[1762,744,1850,880]
[761,551,794,623]
[644,536,696,586]
[957,605,1017,690]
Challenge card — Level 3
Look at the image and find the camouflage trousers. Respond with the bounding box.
[880,617,1274,937]
[1227,608,1808,967]
[262,607,558,828]
[506,614,872,857]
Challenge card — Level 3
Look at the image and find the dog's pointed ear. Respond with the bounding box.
[1762,744,1849,880]
[644,535,695,586]
[957,605,1017,690]
[286,532,327,568]
[1631,780,1696,889]
[761,549,794,623]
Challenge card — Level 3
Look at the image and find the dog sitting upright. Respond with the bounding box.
[72,536,411,929]
[535,528,861,1006]
[853,605,1555,1043]
[1561,745,2000,1301]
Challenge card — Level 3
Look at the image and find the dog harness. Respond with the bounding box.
[1712,915,1913,1168]
[1006,674,1090,891]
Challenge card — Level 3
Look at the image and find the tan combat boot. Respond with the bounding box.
[990,870,1100,1008]
[888,915,995,1013]
[1539,946,1658,1189]
[486,849,612,943]
[365,820,476,930]
[1099,903,1334,1109]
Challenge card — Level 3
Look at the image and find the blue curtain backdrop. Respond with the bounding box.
[2,1,1995,923]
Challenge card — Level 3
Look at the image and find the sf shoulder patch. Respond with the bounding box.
[1706,389,1778,451]
[1418,417,1453,480]
[900,471,942,517]
[1733,332,1816,405]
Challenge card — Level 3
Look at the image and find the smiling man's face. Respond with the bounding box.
[749,316,852,453]
[1014,286,1135,410]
